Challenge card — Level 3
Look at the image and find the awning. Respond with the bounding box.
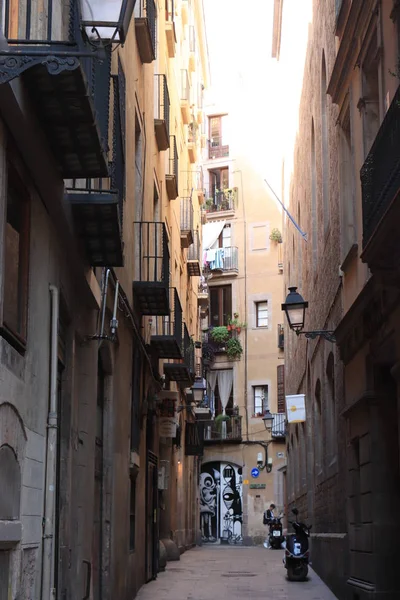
[202,220,226,250]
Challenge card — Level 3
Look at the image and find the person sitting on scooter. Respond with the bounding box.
[264,503,275,524]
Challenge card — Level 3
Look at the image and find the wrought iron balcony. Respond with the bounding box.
[166,135,179,200]
[180,69,191,124]
[188,231,201,277]
[361,85,400,271]
[271,413,286,439]
[204,188,237,213]
[202,415,242,443]
[203,247,239,275]
[164,323,195,386]
[134,0,156,63]
[165,0,176,58]
[180,197,194,248]
[198,280,209,310]
[278,324,284,350]
[0,0,115,178]
[154,74,170,151]
[150,288,183,359]
[133,222,170,316]
[208,140,229,160]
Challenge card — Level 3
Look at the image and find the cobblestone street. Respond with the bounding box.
[136,546,338,600]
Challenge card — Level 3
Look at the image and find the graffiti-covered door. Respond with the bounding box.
[200,462,243,544]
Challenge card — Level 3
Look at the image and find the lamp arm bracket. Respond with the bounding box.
[297,330,336,343]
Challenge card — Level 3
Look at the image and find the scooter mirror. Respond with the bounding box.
[292,508,299,515]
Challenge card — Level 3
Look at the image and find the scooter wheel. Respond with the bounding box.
[287,563,308,581]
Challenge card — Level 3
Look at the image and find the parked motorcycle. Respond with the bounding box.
[284,508,311,581]
[268,516,284,549]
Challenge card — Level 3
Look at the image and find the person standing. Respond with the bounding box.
[263,503,276,548]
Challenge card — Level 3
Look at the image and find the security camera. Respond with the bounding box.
[257,452,263,468]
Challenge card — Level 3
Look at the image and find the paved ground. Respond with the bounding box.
[136,545,338,600]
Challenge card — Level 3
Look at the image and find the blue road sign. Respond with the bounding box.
[251,467,260,478]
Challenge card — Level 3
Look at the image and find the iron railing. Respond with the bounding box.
[271,413,286,438]
[204,188,237,213]
[181,69,190,101]
[361,85,400,250]
[203,247,239,273]
[181,197,194,235]
[154,74,170,136]
[153,287,183,347]
[278,324,284,349]
[133,221,170,287]
[203,416,242,442]
[0,0,110,153]
[188,230,200,262]
[167,135,178,186]
[183,324,195,375]
[135,0,157,56]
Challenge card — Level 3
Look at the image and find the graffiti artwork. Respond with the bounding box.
[200,462,243,544]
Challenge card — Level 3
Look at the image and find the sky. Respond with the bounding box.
[202,0,313,198]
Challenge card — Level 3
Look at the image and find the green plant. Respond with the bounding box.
[215,413,230,432]
[269,228,283,243]
[210,326,230,344]
[226,337,243,359]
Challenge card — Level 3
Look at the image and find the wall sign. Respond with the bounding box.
[251,467,260,478]
[250,483,266,489]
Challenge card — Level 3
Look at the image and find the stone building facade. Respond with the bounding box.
[0,1,208,599]
[280,0,400,598]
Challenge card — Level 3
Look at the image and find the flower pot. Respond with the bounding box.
[236,327,241,334]
[227,325,232,331]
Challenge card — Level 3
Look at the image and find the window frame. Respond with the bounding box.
[253,384,268,416]
[1,160,30,352]
[209,284,232,327]
[255,301,268,328]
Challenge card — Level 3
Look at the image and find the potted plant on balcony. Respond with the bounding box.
[227,314,247,334]
[215,412,230,434]
[226,337,243,360]
[269,228,283,243]
[210,326,230,346]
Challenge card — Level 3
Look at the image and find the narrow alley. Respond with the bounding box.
[136,546,338,600]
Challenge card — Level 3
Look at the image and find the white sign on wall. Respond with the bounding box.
[159,417,177,437]
[286,394,306,423]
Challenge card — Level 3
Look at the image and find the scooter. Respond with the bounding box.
[268,516,284,549]
[284,508,311,581]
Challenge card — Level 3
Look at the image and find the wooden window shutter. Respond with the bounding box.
[277,364,285,413]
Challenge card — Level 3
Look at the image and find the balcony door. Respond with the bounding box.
[209,167,229,197]
[210,285,231,327]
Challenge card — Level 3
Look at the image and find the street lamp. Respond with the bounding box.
[191,377,207,405]
[262,409,274,432]
[282,286,336,343]
[80,0,136,44]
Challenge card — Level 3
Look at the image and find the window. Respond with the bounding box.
[256,301,268,328]
[208,115,229,158]
[277,365,285,412]
[129,474,137,551]
[3,164,30,348]
[339,103,356,260]
[131,344,142,452]
[210,285,232,327]
[253,385,268,416]
[209,116,222,147]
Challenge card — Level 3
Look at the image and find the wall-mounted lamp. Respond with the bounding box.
[282,287,336,343]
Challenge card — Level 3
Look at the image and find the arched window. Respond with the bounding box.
[311,120,318,269]
[314,379,323,473]
[326,353,336,463]
[321,52,330,231]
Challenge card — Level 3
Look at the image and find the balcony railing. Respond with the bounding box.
[134,0,157,63]
[271,413,286,438]
[165,0,176,57]
[203,415,242,442]
[180,69,191,124]
[154,74,170,151]
[203,247,239,274]
[164,323,195,385]
[188,231,201,276]
[208,140,229,160]
[180,197,194,248]
[0,0,111,178]
[205,188,238,213]
[133,222,170,315]
[151,288,183,359]
[166,135,179,200]
[361,85,400,252]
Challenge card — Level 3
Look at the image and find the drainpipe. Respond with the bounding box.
[41,285,59,600]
